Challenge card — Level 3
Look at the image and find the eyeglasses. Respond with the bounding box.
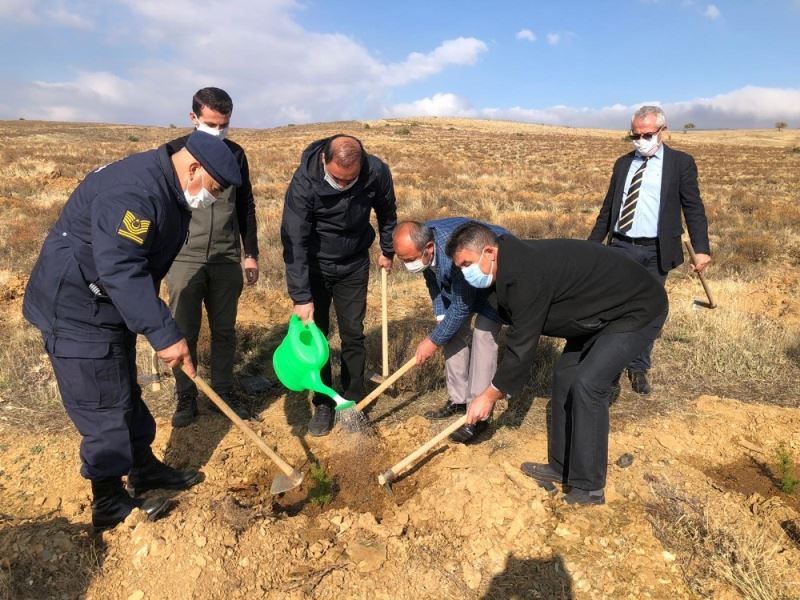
[628,126,663,141]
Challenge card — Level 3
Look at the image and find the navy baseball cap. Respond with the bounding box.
[186,130,242,188]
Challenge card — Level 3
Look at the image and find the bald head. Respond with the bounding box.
[393,221,434,263]
[323,135,364,169]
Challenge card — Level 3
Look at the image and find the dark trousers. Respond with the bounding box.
[309,263,369,406]
[609,238,669,371]
[167,261,244,396]
[46,331,155,481]
[548,319,662,490]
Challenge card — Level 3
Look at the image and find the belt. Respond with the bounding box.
[613,233,658,246]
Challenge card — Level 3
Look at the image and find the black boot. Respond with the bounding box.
[171,392,198,428]
[209,391,250,420]
[127,448,203,496]
[628,370,651,395]
[308,404,334,437]
[91,477,172,530]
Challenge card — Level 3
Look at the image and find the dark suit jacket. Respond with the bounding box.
[588,144,710,272]
[491,235,667,396]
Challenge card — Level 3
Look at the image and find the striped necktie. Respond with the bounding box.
[617,158,649,234]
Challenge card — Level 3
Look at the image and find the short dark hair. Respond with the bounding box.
[394,221,433,251]
[322,134,365,168]
[192,87,233,116]
[445,221,498,258]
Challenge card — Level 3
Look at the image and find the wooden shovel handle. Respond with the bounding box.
[356,357,417,411]
[683,239,716,308]
[182,366,300,479]
[378,415,467,485]
[381,267,389,378]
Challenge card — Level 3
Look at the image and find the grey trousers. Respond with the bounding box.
[166,261,244,396]
[442,314,502,405]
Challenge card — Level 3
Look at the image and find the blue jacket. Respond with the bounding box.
[423,217,507,346]
[23,145,191,350]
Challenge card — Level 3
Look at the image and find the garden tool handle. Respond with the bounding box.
[183,367,300,480]
[683,239,716,308]
[381,267,389,378]
[356,357,417,411]
[378,414,468,485]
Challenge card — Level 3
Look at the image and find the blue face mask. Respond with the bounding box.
[461,250,494,288]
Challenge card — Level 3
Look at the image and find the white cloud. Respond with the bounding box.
[0,0,94,28]
[2,0,487,127]
[516,29,536,42]
[546,32,561,45]
[476,86,800,129]
[385,93,476,118]
[45,5,93,29]
[381,37,488,86]
[704,4,721,19]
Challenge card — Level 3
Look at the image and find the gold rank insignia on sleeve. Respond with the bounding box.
[117,210,151,245]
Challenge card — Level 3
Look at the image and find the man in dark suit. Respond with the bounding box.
[589,106,711,396]
[393,218,507,444]
[446,222,667,505]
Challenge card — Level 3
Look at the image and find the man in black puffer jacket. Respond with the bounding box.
[281,134,397,436]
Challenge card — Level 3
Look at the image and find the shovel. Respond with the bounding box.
[378,414,467,492]
[683,238,716,309]
[369,267,390,384]
[181,366,303,494]
[357,357,417,412]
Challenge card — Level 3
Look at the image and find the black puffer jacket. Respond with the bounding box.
[281,137,397,304]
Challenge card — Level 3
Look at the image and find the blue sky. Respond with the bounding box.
[1,0,798,129]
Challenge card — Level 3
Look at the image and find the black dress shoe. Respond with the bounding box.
[424,400,467,420]
[520,462,565,484]
[563,488,605,506]
[448,420,488,444]
[628,370,651,395]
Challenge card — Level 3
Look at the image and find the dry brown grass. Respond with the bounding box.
[646,479,800,600]
[1,117,799,428]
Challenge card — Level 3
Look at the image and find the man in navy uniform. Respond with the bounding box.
[23,131,241,529]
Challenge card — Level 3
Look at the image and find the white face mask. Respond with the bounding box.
[403,248,432,273]
[196,121,229,139]
[632,132,660,157]
[184,170,218,210]
[323,161,358,192]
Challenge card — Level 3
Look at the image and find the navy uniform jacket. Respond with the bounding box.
[23,144,191,351]
[422,217,507,346]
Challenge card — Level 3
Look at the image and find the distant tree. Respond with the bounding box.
[775,121,788,132]
[683,123,696,134]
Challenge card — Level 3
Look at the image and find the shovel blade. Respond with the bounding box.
[369,372,386,384]
[270,470,304,495]
[692,299,716,310]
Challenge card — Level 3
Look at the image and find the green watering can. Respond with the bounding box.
[272,315,355,411]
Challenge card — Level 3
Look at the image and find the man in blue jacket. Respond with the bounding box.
[23,131,241,529]
[393,218,506,444]
[281,134,397,436]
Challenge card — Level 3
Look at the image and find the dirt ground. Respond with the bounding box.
[1,119,800,599]
[1,282,799,600]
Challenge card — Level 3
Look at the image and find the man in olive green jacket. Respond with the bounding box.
[166,88,260,427]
